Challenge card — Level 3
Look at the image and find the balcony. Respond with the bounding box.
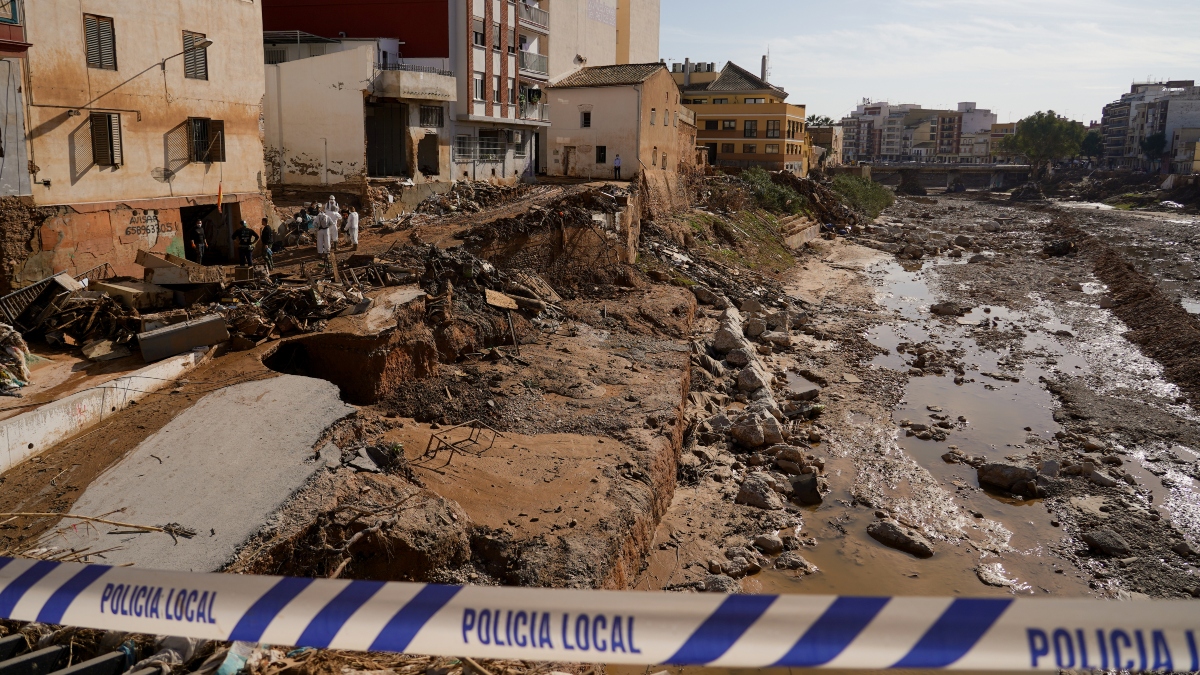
[520,102,550,121]
[518,50,548,76]
[375,65,457,102]
[517,3,549,31]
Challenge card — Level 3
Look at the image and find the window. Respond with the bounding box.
[507,29,516,54]
[183,31,209,80]
[661,153,667,169]
[581,111,591,128]
[0,0,17,25]
[420,105,444,127]
[720,143,734,153]
[508,78,516,104]
[713,98,728,104]
[650,108,656,125]
[84,14,117,70]
[473,72,485,101]
[743,144,757,153]
[652,147,658,166]
[188,118,225,162]
[766,120,780,138]
[493,75,501,103]
[744,98,765,104]
[472,18,485,47]
[722,120,735,130]
[704,120,717,131]
[673,112,678,127]
[596,145,606,163]
[765,144,780,154]
[492,22,502,50]
[744,120,758,138]
[90,113,122,166]
[691,98,707,104]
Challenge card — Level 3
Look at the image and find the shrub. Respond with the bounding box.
[741,167,807,214]
[831,175,895,218]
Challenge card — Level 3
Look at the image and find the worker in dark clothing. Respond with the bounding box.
[186,219,208,264]
[234,220,259,267]
[260,218,276,271]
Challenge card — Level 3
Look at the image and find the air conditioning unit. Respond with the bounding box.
[510,130,524,144]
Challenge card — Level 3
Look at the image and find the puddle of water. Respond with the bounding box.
[1184,298,1200,315]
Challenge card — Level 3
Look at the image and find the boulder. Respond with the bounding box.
[954,235,973,247]
[754,534,785,554]
[761,331,793,347]
[736,473,783,510]
[746,398,783,421]
[740,298,764,314]
[1081,528,1131,557]
[866,520,934,558]
[902,245,924,259]
[707,413,734,435]
[725,348,754,367]
[692,286,723,307]
[930,302,964,317]
[713,327,744,354]
[730,416,766,448]
[776,445,808,464]
[701,574,741,593]
[775,551,817,573]
[775,458,803,475]
[738,364,772,392]
[977,462,1039,497]
[744,317,767,338]
[790,473,825,505]
[761,415,785,445]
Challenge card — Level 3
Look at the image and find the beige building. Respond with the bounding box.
[808,126,843,168]
[0,0,270,288]
[262,36,456,194]
[616,0,660,65]
[546,63,695,178]
[1173,128,1200,174]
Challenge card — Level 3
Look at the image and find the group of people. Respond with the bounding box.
[293,196,360,257]
[185,195,363,273]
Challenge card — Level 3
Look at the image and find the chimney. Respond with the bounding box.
[684,58,691,86]
[761,54,769,82]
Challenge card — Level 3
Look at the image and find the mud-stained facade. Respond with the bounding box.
[0,0,269,288]
[262,42,456,190]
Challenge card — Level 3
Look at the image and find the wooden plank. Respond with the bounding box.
[485,289,519,310]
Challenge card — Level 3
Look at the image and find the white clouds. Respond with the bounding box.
[660,0,1200,120]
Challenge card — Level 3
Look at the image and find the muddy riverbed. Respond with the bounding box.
[637,193,1200,603]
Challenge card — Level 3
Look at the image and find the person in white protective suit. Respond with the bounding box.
[314,208,333,255]
[325,196,342,249]
[346,206,360,250]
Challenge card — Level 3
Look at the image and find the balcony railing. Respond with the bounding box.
[517,3,549,29]
[518,50,548,75]
[379,62,453,77]
[519,102,550,121]
[454,137,506,162]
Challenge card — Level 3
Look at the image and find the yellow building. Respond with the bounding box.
[990,122,1017,162]
[672,61,811,175]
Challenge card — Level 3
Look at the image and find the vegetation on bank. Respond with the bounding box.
[830,175,895,218]
[742,167,808,215]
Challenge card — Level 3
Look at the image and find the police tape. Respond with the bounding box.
[2,556,1199,671]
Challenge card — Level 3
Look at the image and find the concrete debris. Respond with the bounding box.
[416,180,531,215]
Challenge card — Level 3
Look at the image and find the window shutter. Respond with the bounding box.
[183,32,208,80]
[207,120,225,162]
[90,113,112,166]
[84,15,100,68]
[187,118,200,162]
[96,16,116,70]
[109,114,122,165]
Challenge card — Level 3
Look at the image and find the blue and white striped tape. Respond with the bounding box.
[2,556,1199,671]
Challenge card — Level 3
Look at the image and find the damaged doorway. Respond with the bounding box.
[366,102,408,177]
[417,133,439,176]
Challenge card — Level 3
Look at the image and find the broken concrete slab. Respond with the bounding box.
[93,280,174,311]
[138,314,230,362]
[43,375,356,571]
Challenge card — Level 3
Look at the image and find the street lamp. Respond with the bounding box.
[161,39,214,70]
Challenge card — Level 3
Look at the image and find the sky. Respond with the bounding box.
[659,0,1200,123]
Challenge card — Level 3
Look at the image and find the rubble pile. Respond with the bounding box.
[769,171,865,230]
[416,180,532,215]
[692,175,748,214]
[40,292,139,347]
[1009,182,1046,201]
[0,323,30,393]
[855,211,1005,263]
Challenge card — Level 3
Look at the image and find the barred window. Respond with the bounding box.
[188,118,225,163]
[420,105,444,127]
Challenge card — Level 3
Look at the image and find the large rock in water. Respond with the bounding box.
[867,520,934,558]
[1082,528,1131,557]
[735,474,783,510]
[977,462,1039,497]
[789,473,824,505]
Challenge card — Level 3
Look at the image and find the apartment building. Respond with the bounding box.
[840,101,992,164]
[990,122,1017,162]
[1100,80,1200,171]
[0,0,269,290]
[1173,128,1200,175]
[673,60,812,175]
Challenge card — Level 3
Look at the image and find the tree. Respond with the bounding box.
[1140,132,1167,170]
[1008,111,1086,176]
[807,114,836,127]
[1081,131,1103,164]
